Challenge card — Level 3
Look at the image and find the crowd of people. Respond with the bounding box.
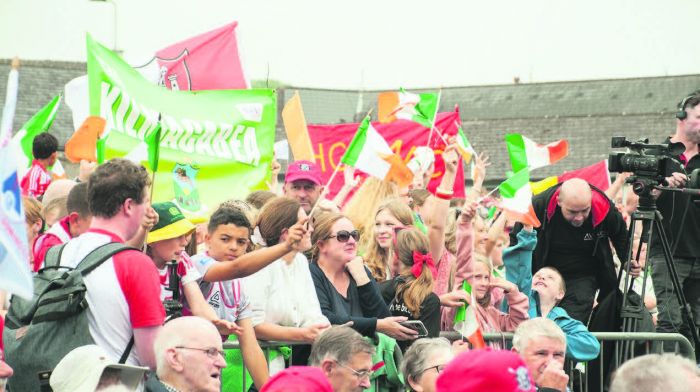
[0,91,699,391]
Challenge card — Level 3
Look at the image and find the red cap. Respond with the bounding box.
[285,160,322,185]
[436,349,536,392]
[260,366,333,392]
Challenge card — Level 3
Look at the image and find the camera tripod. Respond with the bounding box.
[619,178,700,361]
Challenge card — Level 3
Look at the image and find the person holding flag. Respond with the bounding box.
[454,201,530,345]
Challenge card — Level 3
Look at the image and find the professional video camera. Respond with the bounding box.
[608,136,700,197]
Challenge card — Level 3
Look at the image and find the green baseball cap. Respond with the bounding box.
[147,202,195,244]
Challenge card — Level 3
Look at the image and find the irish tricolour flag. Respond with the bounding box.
[453,280,486,349]
[341,116,413,187]
[505,134,568,173]
[499,168,541,227]
[456,123,476,163]
[378,88,438,128]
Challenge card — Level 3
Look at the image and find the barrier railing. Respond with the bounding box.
[223,332,695,392]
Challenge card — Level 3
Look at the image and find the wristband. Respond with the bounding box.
[435,192,452,200]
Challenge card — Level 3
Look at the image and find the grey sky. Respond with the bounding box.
[1,0,699,89]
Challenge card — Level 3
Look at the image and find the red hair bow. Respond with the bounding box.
[411,251,437,279]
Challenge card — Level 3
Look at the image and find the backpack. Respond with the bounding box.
[2,242,136,392]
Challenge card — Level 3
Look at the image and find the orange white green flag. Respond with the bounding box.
[456,123,476,163]
[341,116,413,187]
[499,168,541,227]
[453,280,486,349]
[378,88,438,128]
[505,134,568,173]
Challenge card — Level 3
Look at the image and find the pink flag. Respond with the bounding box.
[155,22,248,91]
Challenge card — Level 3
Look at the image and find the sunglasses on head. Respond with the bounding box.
[326,230,360,242]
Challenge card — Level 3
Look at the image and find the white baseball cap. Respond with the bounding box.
[50,345,148,392]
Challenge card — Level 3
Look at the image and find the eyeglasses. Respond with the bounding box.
[336,361,374,380]
[325,230,360,243]
[418,364,447,376]
[174,346,225,358]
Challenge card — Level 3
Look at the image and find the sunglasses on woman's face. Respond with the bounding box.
[326,230,360,243]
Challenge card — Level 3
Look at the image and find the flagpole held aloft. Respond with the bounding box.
[426,89,442,146]
[306,107,373,219]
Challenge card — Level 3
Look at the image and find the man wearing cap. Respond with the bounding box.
[50,345,148,391]
[284,160,323,213]
[512,318,569,392]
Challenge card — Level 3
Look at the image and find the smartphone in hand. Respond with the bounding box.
[399,320,429,337]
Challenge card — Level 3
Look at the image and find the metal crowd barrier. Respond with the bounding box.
[223,332,695,392]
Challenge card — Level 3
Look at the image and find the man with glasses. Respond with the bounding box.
[510,178,632,323]
[309,326,379,392]
[146,316,230,392]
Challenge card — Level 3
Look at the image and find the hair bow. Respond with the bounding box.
[411,250,437,279]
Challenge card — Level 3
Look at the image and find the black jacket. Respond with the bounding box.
[509,183,628,299]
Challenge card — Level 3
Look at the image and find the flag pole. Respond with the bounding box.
[148,114,162,203]
[307,162,343,218]
[306,108,373,219]
[426,89,442,146]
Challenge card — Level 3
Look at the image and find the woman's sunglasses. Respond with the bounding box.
[325,230,360,243]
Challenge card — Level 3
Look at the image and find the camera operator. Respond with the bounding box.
[650,92,700,347]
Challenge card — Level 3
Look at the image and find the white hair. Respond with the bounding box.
[513,318,566,353]
[153,316,217,378]
[610,353,699,392]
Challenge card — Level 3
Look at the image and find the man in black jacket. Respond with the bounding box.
[510,178,633,323]
[649,92,700,348]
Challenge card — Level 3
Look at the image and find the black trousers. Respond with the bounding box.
[558,275,598,324]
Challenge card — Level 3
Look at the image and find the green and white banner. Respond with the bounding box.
[86,35,276,221]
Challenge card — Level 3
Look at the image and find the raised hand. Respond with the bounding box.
[489,276,517,294]
[285,217,309,250]
[442,143,460,173]
[460,202,478,223]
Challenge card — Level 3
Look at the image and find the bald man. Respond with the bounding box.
[510,178,630,323]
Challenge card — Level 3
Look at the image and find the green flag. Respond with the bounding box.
[12,95,61,170]
[86,35,276,221]
[146,123,162,172]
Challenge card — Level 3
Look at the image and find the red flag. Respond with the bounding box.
[559,159,611,190]
[531,160,611,195]
[155,22,247,91]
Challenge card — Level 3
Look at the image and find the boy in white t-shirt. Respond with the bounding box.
[191,206,268,391]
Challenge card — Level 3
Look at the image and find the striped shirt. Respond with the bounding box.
[20,160,52,198]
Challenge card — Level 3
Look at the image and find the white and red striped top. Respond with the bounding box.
[20,160,52,198]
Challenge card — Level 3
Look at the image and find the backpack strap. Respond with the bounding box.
[119,336,135,364]
[75,242,138,276]
[44,243,68,269]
